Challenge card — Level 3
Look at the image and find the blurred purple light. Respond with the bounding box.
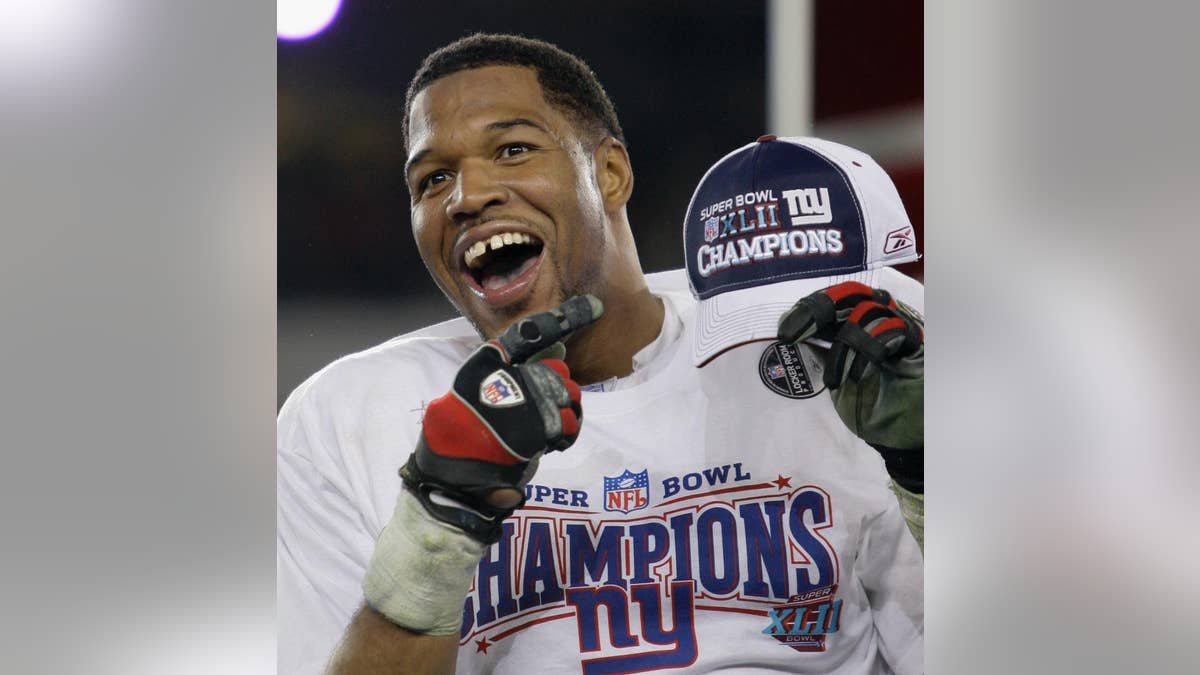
[277,0,343,41]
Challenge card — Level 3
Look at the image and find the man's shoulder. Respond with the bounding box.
[392,314,480,340]
[645,268,689,295]
[280,275,693,417]
[281,318,479,418]
[318,316,478,382]
[645,268,695,312]
[342,318,479,372]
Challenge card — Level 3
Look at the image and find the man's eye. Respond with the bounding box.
[419,170,450,192]
[499,144,530,158]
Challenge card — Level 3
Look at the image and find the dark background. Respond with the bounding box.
[279,0,922,404]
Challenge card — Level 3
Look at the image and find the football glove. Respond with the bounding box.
[402,294,602,543]
[363,295,602,634]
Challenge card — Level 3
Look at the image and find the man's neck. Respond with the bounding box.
[565,286,665,385]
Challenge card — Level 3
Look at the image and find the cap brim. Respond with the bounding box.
[692,266,924,366]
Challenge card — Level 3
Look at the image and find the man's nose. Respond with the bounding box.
[446,161,506,221]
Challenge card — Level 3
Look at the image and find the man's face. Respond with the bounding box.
[405,65,610,339]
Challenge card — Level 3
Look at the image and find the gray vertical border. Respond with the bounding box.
[0,3,276,671]
[926,1,1200,673]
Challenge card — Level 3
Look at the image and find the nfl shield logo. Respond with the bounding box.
[479,370,525,408]
[703,217,719,243]
[482,380,509,404]
[603,469,650,514]
[768,364,786,380]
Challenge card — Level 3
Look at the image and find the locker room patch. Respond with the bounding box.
[759,342,822,399]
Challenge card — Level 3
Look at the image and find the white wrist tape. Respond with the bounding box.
[891,480,924,551]
[362,486,487,634]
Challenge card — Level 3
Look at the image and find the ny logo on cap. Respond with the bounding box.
[782,188,832,226]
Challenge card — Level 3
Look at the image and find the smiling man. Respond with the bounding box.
[279,34,682,674]
[402,58,664,384]
[278,34,922,675]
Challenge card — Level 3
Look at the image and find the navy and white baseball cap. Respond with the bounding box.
[685,135,921,366]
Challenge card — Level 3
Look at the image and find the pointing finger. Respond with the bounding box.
[497,295,604,364]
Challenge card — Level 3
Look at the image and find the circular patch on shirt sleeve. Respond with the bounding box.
[759,341,825,399]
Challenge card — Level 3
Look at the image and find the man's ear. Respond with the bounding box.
[593,137,633,212]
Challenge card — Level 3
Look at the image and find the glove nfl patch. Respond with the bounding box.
[480,369,526,408]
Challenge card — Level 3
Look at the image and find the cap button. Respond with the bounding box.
[756,134,777,143]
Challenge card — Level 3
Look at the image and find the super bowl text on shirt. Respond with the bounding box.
[459,461,843,674]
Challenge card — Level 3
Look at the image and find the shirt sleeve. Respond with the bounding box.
[854,494,925,675]
[277,382,380,675]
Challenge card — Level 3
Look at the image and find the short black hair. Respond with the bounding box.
[404,33,626,151]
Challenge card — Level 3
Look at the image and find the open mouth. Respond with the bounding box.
[460,230,546,304]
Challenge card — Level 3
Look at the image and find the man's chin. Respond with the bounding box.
[469,290,565,340]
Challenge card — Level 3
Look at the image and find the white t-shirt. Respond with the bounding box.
[278,269,923,674]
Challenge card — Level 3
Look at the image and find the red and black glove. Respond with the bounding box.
[778,281,924,492]
[401,295,602,543]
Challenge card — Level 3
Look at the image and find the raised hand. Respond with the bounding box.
[778,282,923,492]
[402,294,603,543]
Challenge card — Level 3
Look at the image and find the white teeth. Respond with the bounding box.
[464,241,487,269]
[463,231,539,269]
[471,241,486,263]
